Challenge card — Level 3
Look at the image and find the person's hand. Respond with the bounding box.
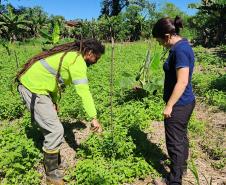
[91,118,102,133]
[163,105,173,119]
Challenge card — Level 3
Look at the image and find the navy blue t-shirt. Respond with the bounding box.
[163,39,195,105]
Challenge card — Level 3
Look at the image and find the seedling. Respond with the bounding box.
[117,43,166,96]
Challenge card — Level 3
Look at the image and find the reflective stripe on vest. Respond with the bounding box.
[39,59,64,83]
[72,78,88,85]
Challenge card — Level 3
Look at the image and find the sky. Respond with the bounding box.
[3,0,200,20]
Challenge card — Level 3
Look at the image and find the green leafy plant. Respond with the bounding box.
[0,5,31,42]
[188,159,213,185]
[1,39,10,55]
[40,20,60,48]
[65,126,156,185]
[117,43,165,95]
[0,113,42,184]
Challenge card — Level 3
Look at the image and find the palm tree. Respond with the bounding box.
[100,0,129,17]
[0,5,31,42]
[25,7,48,37]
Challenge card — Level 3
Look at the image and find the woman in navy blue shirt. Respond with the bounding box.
[152,16,195,185]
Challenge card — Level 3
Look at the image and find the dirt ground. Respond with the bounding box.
[39,101,226,185]
[130,101,226,185]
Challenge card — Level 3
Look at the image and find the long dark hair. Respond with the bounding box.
[152,16,183,39]
[16,38,105,80]
[16,38,105,99]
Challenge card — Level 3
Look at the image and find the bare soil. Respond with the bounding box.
[130,101,226,185]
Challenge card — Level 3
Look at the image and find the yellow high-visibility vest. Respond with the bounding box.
[20,51,97,118]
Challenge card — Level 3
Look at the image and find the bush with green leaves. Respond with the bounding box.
[188,114,205,134]
[0,113,42,184]
[193,73,226,110]
[0,43,43,120]
[193,46,225,68]
[66,157,156,185]
[192,46,226,110]
[65,125,158,184]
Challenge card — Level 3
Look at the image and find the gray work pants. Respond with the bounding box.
[18,84,64,151]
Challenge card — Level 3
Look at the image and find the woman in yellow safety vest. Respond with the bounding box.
[16,38,105,185]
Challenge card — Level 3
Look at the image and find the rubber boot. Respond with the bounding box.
[44,152,64,185]
[58,152,69,171]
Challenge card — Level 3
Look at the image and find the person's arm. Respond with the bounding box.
[74,83,102,132]
[163,67,189,118]
[73,82,97,118]
[69,59,102,132]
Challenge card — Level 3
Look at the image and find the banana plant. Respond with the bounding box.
[26,7,47,37]
[0,5,31,42]
[135,47,151,86]
[136,44,165,93]
[117,43,166,96]
[117,71,136,95]
[40,20,60,46]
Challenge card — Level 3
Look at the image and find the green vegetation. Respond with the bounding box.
[0,113,42,185]
[193,46,226,110]
[189,159,214,185]
[0,42,165,184]
[0,39,224,184]
[189,0,226,46]
[0,0,225,184]
[1,0,225,46]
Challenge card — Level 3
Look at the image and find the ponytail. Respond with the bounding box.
[174,16,183,35]
[16,38,105,81]
[16,41,80,81]
[152,16,183,39]
[15,38,105,100]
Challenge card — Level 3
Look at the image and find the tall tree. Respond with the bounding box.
[189,0,226,46]
[157,2,187,19]
[25,6,48,37]
[100,0,110,16]
[0,4,30,42]
[100,0,129,17]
